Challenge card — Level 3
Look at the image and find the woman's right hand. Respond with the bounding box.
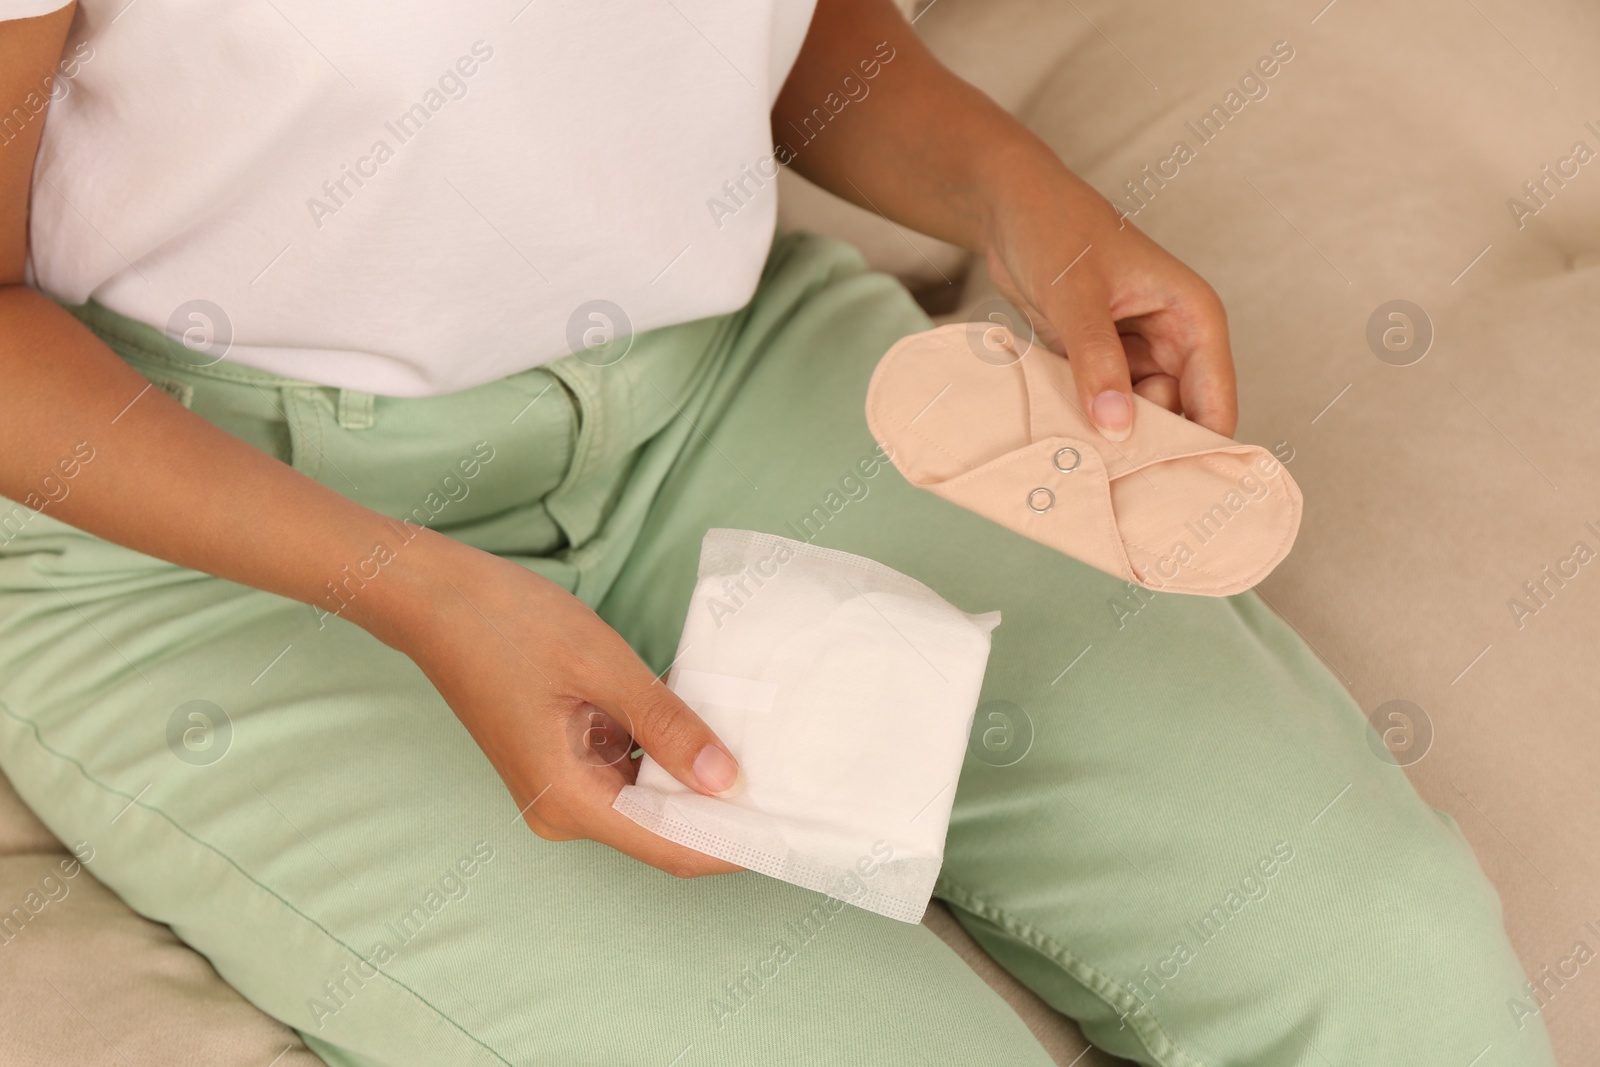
[2,4,736,880]
[361,531,745,879]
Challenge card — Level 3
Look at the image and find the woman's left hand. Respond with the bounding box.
[980,164,1239,442]
[777,0,1239,443]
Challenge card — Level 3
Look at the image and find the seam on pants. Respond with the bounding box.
[0,693,512,1067]
[935,877,1208,1067]
[73,302,331,389]
[562,309,744,605]
[140,372,196,409]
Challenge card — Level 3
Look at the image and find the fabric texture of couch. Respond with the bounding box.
[4,0,1596,1063]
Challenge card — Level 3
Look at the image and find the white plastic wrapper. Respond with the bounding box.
[614,528,1000,923]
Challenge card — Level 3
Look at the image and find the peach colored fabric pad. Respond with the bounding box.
[865,322,1302,596]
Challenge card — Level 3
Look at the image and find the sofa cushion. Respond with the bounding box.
[937,0,1600,1058]
[0,772,322,1066]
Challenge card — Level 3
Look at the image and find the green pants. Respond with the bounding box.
[0,233,1555,1067]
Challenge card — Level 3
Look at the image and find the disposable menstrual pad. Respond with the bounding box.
[614,528,998,923]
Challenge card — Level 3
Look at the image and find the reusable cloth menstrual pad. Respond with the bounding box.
[865,322,1303,596]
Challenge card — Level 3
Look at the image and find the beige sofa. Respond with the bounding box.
[5,0,1597,1062]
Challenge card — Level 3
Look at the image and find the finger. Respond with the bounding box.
[1133,373,1181,413]
[556,766,746,878]
[1175,289,1238,437]
[596,810,746,878]
[567,703,637,769]
[529,781,744,877]
[1118,331,1165,382]
[597,661,743,798]
[1039,278,1134,442]
[520,813,580,842]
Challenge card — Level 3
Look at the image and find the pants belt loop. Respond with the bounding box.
[336,389,376,430]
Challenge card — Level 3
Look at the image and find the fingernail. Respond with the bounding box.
[1092,390,1132,442]
[693,745,742,797]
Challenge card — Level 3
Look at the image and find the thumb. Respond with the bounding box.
[1043,280,1135,442]
[615,677,743,798]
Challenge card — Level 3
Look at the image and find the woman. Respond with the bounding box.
[0,1,1555,1064]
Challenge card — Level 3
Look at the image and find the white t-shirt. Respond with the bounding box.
[4,0,817,396]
